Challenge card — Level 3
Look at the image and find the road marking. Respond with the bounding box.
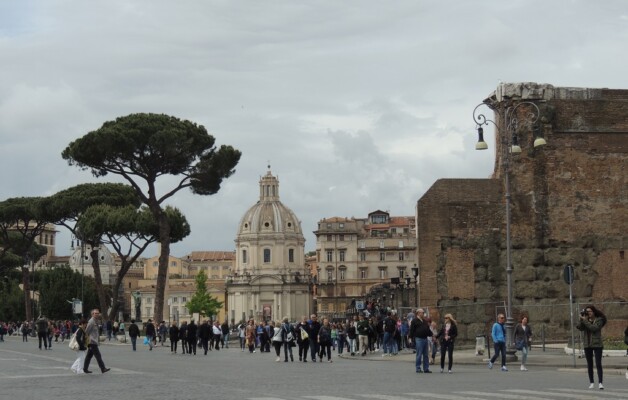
[375,394,486,400]
[506,389,606,399]
[459,391,555,400]
[306,396,361,400]
[552,388,628,398]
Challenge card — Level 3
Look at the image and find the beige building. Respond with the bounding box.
[226,168,312,324]
[133,251,234,323]
[314,210,417,318]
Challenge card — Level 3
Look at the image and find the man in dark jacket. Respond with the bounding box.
[128,319,140,351]
[305,314,321,362]
[187,320,198,355]
[198,320,211,355]
[35,315,49,350]
[221,321,230,348]
[409,308,432,373]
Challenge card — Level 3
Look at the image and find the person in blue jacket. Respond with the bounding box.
[488,313,508,371]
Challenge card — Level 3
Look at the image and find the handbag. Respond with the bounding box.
[515,338,525,350]
[68,332,79,351]
[143,336,149,345]
[300,328,309,340]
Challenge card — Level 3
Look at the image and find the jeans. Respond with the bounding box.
[490,341,506,367]
[146,335,154,350]
[130,336,137,351]
[171,339,179,353]
[309,340,320,361]
[584,347,603,383]
[283,341,294,361]
[298,339,309,360]
[337,336,345,354]
[347,338,356,354]
[240,336,246,350]
[319,342,332,361]
[415,337,429,372]
[520,344,528,365]
[440,341,454,371]
[383,332,393,354]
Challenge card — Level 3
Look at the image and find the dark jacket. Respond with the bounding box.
[305,320,321,344]
[76,327,88,351]
[436,323,458,344]
[409,318,432,339]
[169,325,180,341]
[179,323,188,341]
[128,323,140,338]
[198,322,211,340]
[145,322,156,337]
[187,321,198,341]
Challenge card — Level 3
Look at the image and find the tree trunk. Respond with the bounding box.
[90,247,109,319]
[153,212,172,324]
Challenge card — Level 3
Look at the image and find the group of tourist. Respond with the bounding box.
[1,302,619,391]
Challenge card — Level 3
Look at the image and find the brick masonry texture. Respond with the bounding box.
[416,83,627,341]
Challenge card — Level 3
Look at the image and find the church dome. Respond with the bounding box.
[236,168,303,239]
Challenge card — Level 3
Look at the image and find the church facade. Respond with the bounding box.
[225,168,312,323]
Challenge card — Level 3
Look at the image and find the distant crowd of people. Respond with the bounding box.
[2,302,624,391]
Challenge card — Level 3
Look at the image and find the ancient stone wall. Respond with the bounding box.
[417,83,627,342]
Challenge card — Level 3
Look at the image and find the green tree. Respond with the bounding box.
[0,196,52,321]
[48,183,141,319]
[78,204,190,320]
[62,113,241,323]
[37,265,102,320]
[186,270,222,318]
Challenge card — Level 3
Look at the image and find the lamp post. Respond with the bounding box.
[411,265,419,308]
[473,96,546,361]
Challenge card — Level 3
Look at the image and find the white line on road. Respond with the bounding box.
[506,389,607,399]
[459,391,555,400]
[551,388,628,398]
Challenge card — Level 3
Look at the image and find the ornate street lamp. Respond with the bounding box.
[472,97,546,360]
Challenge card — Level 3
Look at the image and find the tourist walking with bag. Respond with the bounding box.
[70,319,88,374]
[577,305,607,390]
[281,317,295,362]
[514,315,532,371]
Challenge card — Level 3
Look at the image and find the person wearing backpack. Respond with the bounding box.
[577,305,607,390]
[280,317,295,362]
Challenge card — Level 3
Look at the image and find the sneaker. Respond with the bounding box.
[275,357,280,362]
[440,368,444,373]
[101,368,110,374]
[488,361,493,369]
[448,370,452,374]
[424,370,432,373]
[520,364,527,371]
[598,383,604,390]
[416,369,423,373]
[501,366,508,372]
[588,383,595,389]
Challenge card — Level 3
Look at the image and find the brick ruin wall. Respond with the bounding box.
[417,84,627,343]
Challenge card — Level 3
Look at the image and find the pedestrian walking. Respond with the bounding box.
[295,316,310,362]
[514,315,532,371]
[436,313,457,373]
[144,319,156,351]
[246,319,256,353]
[346,320,357,356]
[128,319,140,351]
[187,319,198,355]
[356,314,370,356]
[179,321,188,354]
[409,308,432,373]
[429,320,439,364]
[488,313,508,371]
[238,321,246,351]
[169,322,180,354]
[70,319,88,374]
[212,321,222,351]
[318,318,333,363]
[306,314,321,362]
[221,320,230,348]
[35,315,49,350]
[83,309,110,374]
[271,321,283,361]
[576,305,607,390]
[281,317,295,362]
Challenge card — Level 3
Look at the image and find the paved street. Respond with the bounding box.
[1,336,627,400]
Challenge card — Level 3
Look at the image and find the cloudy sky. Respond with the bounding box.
[1,1,626,258]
